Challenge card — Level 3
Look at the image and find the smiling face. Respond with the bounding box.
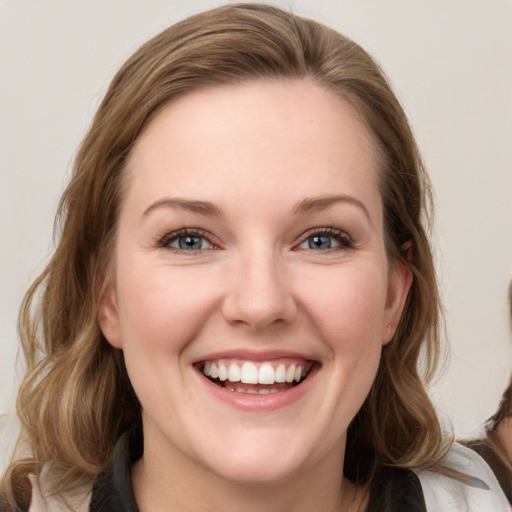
[99,80,411,491]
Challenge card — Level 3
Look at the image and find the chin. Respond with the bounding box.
[192,428,323,486]
[205,453,305,486]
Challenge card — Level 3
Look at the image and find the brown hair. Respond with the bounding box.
[464,281,512,502]
[2,3,445,507]
[486,281,512,433]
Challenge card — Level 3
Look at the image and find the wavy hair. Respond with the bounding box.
[464,281,512,502]
[2,3,445,507]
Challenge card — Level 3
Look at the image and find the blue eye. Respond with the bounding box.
[298,229,352,251]
[307,235,333,250]
[175,235,204,250]
[159,230,214,252]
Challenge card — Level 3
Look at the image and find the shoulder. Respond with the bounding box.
[27,467,91,512]
[465,437,512,503]
[413,442,512,512]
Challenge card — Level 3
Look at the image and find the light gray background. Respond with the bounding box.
[1,0,511,443]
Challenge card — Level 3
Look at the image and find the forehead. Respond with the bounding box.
[123,79,381,219]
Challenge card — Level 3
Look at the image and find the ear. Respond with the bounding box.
[382,258,413,345]
[98,286,123,349]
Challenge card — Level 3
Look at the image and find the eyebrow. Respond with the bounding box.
[143,198,222,217]
[142,194,371,223]
[292,195,372,224]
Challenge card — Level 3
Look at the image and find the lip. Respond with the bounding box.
[192,350,320,411]
[191,349,317,364]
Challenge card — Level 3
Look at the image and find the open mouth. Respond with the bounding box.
[195,359,316,395]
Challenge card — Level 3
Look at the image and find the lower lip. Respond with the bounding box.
[196,366,318,411]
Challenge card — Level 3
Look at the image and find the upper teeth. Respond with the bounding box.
[202,360,308,385]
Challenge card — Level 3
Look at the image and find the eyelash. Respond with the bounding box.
[296,227,354,252]
[157,228,218,253]
[156,227,354,254]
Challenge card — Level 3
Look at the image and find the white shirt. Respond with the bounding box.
[414,442,512,511]
[25,442,512,511]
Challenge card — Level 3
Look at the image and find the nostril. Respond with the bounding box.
[221,260,297,329]
[221,292,297,331]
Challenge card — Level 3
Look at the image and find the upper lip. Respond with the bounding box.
[191,349,318,365]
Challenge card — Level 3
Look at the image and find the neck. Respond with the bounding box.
[131,431,367,512]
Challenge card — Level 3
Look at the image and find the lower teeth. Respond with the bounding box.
[225,385,282,394]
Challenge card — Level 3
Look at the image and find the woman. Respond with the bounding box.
[466,281,512,504]
[1,4,509,511]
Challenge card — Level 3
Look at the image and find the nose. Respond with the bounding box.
[221,250,298,331]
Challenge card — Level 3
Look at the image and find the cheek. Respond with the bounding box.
[294,264,388,441]
[114,261,222,355]
[113,263,222,416]
[301,264,389,352]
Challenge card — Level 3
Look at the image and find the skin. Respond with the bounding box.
[496,418,512,464]
[494,297,512,467]
[99,79,412,512]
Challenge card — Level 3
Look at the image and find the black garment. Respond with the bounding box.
[88,429,427,512]
[89,429,141,512]
[367,465,427,512]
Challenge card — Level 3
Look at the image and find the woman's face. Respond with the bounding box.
[100,80,411,485]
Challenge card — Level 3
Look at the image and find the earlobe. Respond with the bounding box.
[98,287,123,349]
[382,259,413,344]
